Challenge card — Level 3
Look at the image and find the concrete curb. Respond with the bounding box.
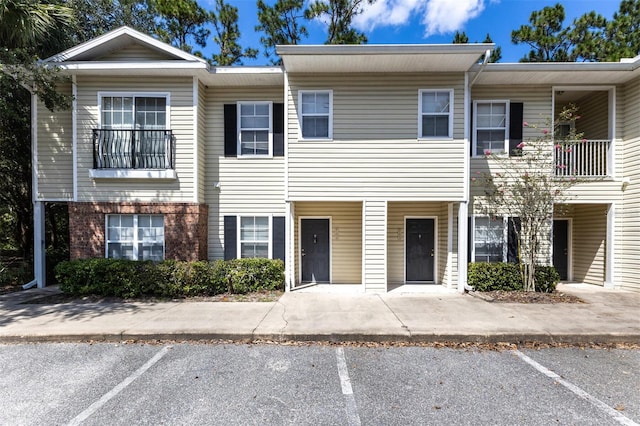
[1,332,639,345]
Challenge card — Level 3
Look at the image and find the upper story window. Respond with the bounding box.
[238,102,272,156]
[473,100,509,156]
[106,214,164,261]
[419,89,454,139]
[94,93,173,171]
[101,95,167,129]
[299,90,332,139]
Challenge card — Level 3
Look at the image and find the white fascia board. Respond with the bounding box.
[56,61,208,71]
[212,66,284,74]
[276,43,493,56]
[45,26,208,64]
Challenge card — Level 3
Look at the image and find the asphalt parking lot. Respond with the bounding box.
[0,343,638,425]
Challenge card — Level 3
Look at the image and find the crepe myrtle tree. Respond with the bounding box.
[473,104,585,292]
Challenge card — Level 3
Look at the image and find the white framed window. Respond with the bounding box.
[419,89,453,139]
[472,216,507,263]
[106,214,164,261]
[99,93,170,129]
[237,102,272,156]
[239,216,270,258]
[473,100,509,156]
[299,90,332,139]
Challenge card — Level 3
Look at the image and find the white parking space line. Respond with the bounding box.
[67,346,172,426]
[514,350,639,426]
[335,347,361,426]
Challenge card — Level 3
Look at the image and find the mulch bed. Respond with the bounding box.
[474,290,584,304]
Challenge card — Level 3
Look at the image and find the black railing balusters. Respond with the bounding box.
[92,129,174,170]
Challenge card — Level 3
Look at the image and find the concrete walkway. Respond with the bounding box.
[0,284,638,344]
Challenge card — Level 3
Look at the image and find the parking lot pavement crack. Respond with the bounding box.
[376,294,412,338]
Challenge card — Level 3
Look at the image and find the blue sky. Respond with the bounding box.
[199,0,623,64]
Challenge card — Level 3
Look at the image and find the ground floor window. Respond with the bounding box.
[473,216,505,262]
[239,216,270,258]
[106,214,164,261]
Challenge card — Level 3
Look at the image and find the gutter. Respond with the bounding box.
[469,50,491,87]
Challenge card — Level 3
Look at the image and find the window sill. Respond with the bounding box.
[236,155,274,159]
[298,138,333,142]
[89,169,177,180]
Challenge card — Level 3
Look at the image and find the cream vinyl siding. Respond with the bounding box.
[566,91,609,140]
[386,202,449,285]
[470,86,551,182]
[572,204,606,285]
[36,82,73,200]
[363,200,387,292]
[197,81,206,201]
[96,42,176,61]
[287,73,466,200]
[621,77,640,291]
[75,76,195,201]
[204,86,285,260]
[293,202,362,284]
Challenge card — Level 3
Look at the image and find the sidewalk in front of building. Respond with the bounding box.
[0,283,638,345]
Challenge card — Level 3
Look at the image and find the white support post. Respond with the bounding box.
[447,203,453,289]
[34,201,46,288]
[604,203,615,288]
[457,202,468,293]
[285,201,292,291]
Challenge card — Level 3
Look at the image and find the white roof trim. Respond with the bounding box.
[211,66,284,74]
[57,61,208,70]
[474,56,640,73]
[44,26,207,64]
[277,43,493,56]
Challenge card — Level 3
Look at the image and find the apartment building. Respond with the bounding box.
[33,26,640,293]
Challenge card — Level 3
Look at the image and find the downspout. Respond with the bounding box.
[469,50,491,88]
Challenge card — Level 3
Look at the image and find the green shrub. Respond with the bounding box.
[223,258,285,294]
[468,262,560,293]
[55,257,285,297]
[468,262,523,292]
[534,266,560,293]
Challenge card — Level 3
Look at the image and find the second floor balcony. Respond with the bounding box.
[554,139,611,178]
[93,129,174,170]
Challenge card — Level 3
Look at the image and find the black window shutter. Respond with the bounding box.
[509,103,524,156]
[224,104,237,157]
[224,216,237,260]
[273,103,284,157]
[507,217,521,263]
[467,217,473,263]
[272,216,286,263]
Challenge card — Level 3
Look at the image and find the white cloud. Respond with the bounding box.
[421,0,485,37]
[354,0,422,31]
[353,0,489,38]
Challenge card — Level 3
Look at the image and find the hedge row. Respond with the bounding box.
[55,258,285,298]
[468,262,560,293]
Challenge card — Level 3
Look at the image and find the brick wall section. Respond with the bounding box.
[69,202,208,261]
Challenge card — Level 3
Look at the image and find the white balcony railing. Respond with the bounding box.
[554,139,611,177]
